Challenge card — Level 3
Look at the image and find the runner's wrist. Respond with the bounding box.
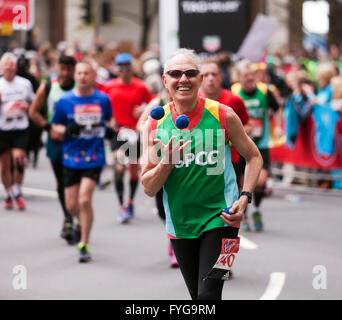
[43,123,51,132]
[240,191,252,204]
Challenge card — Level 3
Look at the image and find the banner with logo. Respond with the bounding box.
[178,0,248,57]
[0,0,34,31]
[270,115,342,169]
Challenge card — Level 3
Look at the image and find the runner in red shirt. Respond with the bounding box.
[199,59,252,189]
[103,53,153,223]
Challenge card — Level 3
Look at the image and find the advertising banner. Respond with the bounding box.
[0,0,34,31]
[178,0,248,57]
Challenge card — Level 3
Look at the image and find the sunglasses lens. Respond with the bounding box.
[167,70,183,78]
[119,64,131,72]
[185,69,200,77]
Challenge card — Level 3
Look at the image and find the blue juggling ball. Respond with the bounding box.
[150,106,165,120]
[175,114,189,129]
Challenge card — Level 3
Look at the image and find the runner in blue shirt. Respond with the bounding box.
[52,60,113,263]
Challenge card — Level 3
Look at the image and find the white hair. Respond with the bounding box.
[163,48,199,74]
[0,52,18,66]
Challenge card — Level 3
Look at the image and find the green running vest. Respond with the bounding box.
[46,79,75,162]
[233,83,269,149]
[154,98,239,238]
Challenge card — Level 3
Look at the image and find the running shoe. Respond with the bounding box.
[117,206,130,223]
[98,179,111,190]
[15,195,26,210]
[170,248,179,268]
[228,269,234,280]
[252,211,263,232]
[60,222,75,245]
[78,243,91,263]
[125,203,134,219]
[4,196,13,210]
[241,219,251,232]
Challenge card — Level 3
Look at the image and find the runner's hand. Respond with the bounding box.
[133,106,144,119]
[154,136,192,166]
[50,124,66,141]
[220,197,248,227]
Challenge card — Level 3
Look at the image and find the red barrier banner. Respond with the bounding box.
[270,115,342,169]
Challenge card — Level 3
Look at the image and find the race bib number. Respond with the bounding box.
[117,127,138,144]
[206,238,240,281]
[2,100,29,118]
[250,118,263,139]
[74,104,102,129]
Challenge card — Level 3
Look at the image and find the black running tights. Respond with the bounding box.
[51,160,73,223]
[171,227,239,300]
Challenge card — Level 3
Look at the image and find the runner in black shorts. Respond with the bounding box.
[103,53,153,223]
[0,52,35,210]
[29,54,76,244]
[51,60,113,263]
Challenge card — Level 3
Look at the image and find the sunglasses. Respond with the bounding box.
[118,64,132,72]
[166,69,200,79]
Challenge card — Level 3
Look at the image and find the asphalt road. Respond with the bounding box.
[1,152,341,300]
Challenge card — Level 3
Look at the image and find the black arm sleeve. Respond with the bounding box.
[65,122,82,137]
[104,126,117,140]
[267,89,280,112]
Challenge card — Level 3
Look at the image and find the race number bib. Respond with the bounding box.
[250,118,264,139]
[117,127,139,144]
[2,100,29,118]
[74,104,102,129]
[206,238,240,281]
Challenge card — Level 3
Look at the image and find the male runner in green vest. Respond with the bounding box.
[232,59,281,231]
[29,55,77,244]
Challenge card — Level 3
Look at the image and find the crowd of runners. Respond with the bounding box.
[1,39,342,298]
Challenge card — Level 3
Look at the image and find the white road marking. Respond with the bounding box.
[1,186,57,198]
[22,187,57,198]
[240,235,258,250]
[259,272,286,300]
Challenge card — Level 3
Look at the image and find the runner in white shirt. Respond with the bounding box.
[0,52,35,210]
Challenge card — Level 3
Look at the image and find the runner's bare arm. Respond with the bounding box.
[28,83,47,127]
[221,108,263,226]
[29,83,65,141]
[141,121,173,197]
[106,117,116,127]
